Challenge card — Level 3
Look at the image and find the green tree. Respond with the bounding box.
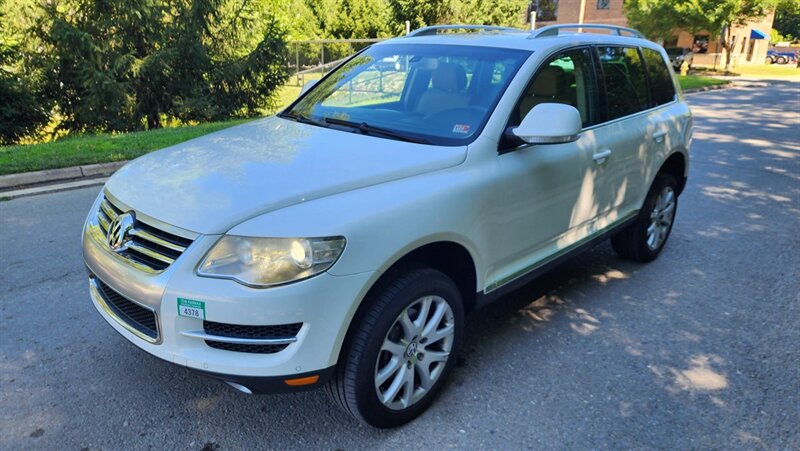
[773,0,800,41]
[625,0,778,70]
[0,1,50,144]
[452,0,527,27]
[624,0,688,41]
[388,0,453,33]
[328,0,391,39]
[32,0,289,135]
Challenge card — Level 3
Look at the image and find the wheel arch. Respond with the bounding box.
[332,239,479,366]
[658,150,688,195]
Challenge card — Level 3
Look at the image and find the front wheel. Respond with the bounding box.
[611,173,678,262]
[326,267,464,428]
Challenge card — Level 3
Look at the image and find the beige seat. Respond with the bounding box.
[518,66,568,119]
[416,63,470,114]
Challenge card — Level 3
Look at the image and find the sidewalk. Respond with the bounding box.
[0,161,126,200]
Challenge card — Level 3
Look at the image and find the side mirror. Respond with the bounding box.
[299,79,318,97]
[510,103,582,145]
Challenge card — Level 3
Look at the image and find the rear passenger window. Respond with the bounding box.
[641,48,677,107]
[512,47,600,128]
[597,46,648,120]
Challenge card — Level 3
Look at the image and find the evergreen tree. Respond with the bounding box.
[33,0,289,134]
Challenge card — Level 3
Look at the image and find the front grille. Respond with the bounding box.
[203,321,302,354]
[94,277,158,340]
[97,196,193,272]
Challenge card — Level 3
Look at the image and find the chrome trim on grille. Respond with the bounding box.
[125,242,176,265]
[129,228,187,253]
[92,194,195,273]
[180,330,298,345]
[89,276,162,344]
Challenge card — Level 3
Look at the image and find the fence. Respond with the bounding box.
[288,38,387,86]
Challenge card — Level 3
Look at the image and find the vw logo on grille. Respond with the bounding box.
[107,212,135,252]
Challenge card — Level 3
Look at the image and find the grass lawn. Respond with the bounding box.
[0,119,251,176]
[678,75,730,91]
[734,64,800,77]
[0,75,323,176]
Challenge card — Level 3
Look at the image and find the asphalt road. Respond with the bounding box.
[1,82,798,450]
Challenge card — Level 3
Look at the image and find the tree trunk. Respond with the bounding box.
[721,25,736,72]
[147,112,162,130]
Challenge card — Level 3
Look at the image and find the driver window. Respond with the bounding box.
[513,48,599,128]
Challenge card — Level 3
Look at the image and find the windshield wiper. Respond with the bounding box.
[322,117,430,144]
[279,111,327,128]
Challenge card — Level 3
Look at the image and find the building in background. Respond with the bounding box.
[528,0,775,67]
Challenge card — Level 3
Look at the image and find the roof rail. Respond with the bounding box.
[408,24,521,37]
[529,24,646,39]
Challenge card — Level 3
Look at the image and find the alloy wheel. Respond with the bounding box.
[374,295,455,410]
[647,186,676,251]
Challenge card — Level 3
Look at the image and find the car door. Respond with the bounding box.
[484,47,603,289]
[586,45,652,226]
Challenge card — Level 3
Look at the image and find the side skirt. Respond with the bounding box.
[474,213,638,309]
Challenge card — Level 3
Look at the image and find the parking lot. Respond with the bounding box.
[1,82,798,449]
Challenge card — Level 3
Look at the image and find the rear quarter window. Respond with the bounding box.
[642,48,677,107]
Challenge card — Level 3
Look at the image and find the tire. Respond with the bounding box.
[611,173,678,262]
[766,56,774,65]
[776,55,788,65]
[325,267,464,428]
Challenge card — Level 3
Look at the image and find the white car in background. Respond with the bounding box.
[83,23,692,428]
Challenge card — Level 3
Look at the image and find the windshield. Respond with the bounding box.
[282,44,530,145]
[665,48,684,56]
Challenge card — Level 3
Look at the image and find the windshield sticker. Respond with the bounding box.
[452,124,471,134]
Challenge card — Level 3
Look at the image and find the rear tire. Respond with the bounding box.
[325,267,464,428]
[611,173,678,262]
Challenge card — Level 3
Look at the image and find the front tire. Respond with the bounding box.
[611,173,678,262]
[326,267,464,428]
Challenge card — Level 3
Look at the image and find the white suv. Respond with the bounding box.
[82,24,691,428]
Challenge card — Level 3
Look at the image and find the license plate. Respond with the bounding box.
[177,298,205,320]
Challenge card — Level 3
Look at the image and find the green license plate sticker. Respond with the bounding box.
[177,298,205,320]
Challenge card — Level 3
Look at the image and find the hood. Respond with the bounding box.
[105,116,466,234]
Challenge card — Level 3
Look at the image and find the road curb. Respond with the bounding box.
[1,177,109,200]
[683,82,733,94]
[0,161,127,190]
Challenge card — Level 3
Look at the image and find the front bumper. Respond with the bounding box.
[83,194,376,392]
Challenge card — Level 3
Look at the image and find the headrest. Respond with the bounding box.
[529,65,565,97]
[431,62,467,92]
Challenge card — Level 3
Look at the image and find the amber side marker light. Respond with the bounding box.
[284,375,320,386]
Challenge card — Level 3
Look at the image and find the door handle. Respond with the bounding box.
[593,149,612,165]
[653,130,667,143]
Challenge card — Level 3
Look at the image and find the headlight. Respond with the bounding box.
[197,236,346,287]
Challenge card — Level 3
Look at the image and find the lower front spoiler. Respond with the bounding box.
[187,365,337,394]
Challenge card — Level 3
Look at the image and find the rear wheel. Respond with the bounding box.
[611,173,678,262]
[326,267,464,428]
[776,55,788,65]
